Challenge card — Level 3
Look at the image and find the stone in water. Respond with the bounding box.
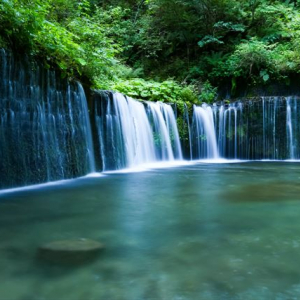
[38,239,104,264]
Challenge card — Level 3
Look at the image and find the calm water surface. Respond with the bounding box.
[1,162,300,300]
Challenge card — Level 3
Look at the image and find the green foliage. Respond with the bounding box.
[226,39,276,77]
[198,35,224,48]
[113,78,199,112]
[198,22,245,48]
[0,0,127,88]
[198,81,218,104]
[176,117,189,142]
[0,0,49,51]
[2,0,300,99]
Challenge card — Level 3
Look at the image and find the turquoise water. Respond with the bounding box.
[1,162,300,300]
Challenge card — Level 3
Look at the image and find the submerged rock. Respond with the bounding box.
[38,239,104,264]
[224,181,300,202]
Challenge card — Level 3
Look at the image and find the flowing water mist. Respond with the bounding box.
[2,49,300,190]
[147,101,182,161]
[286,97,295,159]
[192,104,219,159]
[191,97,300,160]
[0,51,183,189]
[94,91,182,171]
[0,50,95,189]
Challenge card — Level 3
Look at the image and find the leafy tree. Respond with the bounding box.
[2,0,300,100]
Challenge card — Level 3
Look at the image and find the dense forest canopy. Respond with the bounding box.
[1,0,300,102]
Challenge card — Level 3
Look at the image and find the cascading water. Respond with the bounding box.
[0,50,95,189]
[286,97,295,159]
[3,49,300,190]
[183,103,192,159]
[95,92,156,170]
[216,102,244,159]
[192,104,219,159]
[147,101,182,161]
[191,97,300,160]
[0,50,183,189]
[94,91,182,171]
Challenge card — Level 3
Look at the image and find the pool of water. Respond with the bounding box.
[1,162,300,300]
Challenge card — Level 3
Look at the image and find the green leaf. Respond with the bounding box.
[263,74,270,81]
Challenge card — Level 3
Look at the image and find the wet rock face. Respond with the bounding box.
[38,239,104,264]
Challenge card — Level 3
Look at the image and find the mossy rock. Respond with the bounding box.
[38,239,104,264]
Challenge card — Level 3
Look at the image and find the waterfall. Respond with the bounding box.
[190,97,300,160]
[183,103,192,159]
[77,84,96,172]
[0,50,184,189]
[3,49,300,190]
[286,97,295,159]
[147,101,182,161]
[192,104,219,159]
[94,91,183,171]
[0,50,95,189]
[216,102,244,159]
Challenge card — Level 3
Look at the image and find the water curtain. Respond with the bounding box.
[0,50,95,189]
[191,97,300,160]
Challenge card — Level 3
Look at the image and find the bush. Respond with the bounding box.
[113,78,199,112]
[198,81,218,104]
